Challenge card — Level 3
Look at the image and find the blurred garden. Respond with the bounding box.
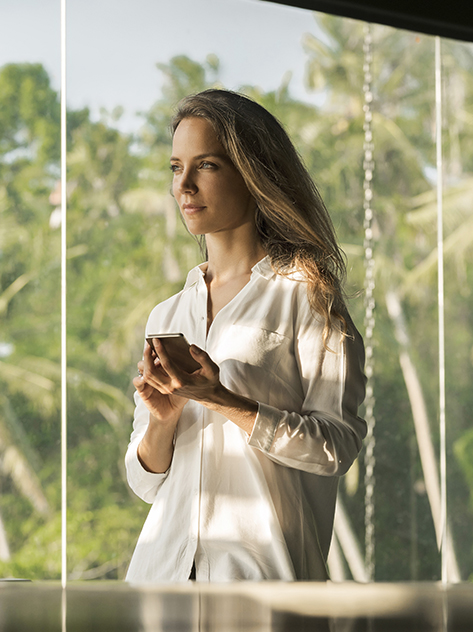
[1,14,472,581]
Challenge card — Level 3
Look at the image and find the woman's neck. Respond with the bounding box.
[204,227,266,285]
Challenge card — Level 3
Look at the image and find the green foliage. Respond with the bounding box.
[0,63,60,164]
[304,16,473,582]
[1,16,473,582]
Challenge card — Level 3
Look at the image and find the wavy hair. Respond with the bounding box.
[171,89,347,344]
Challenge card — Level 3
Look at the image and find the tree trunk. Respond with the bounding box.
[331,497,369,582]
[385,290,460,582]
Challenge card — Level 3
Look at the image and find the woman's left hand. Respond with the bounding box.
[145,339,223,404]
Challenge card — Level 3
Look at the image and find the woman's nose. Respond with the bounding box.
[178,169,197,194]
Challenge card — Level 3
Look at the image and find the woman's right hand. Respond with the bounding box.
[132,342,188,426]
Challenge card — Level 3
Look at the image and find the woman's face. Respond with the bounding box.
[171,117,255,236]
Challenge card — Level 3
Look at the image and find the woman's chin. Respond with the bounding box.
[186,225,205,236]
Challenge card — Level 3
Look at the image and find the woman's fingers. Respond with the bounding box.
[137,351,171,396]
[133,343,191,424]
[138,339,221,402]
[189,345,218,378]
[133,374,159,398]
[152,339,179,377]
[151,339,204,382]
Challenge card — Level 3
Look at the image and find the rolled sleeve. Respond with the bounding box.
[125,392,170,503]
[247,402,279,452]
[247,313,367,477]
[125,441,169,504]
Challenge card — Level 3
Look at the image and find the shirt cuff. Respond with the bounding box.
[125,442,169,499]
[247,401,281,453]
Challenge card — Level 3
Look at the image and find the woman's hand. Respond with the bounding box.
[144,339,223,404]
[134,339,258,436]
[132,342,190,425]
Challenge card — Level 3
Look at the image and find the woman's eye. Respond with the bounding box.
[200,161,215,169]
[170,164,180,173]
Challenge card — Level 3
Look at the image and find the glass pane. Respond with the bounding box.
[66,0,470,583]
[306,18,442,581]
[65,0,339,581]
[330,26,472,583]
[443,37,473,583]
[0,0,61,579]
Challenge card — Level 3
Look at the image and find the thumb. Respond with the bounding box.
[189,345,217,372]
[189,344,206,363]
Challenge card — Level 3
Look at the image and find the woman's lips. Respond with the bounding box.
[182,204,206,215]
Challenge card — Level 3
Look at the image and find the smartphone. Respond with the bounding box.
[145,333,201,373]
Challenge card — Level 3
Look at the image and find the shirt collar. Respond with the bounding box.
[183,263,206,289]
[183,255,274,290]
[251,255,274,280]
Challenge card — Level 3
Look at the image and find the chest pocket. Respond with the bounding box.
[211,323,304,409]
[212,323,289,373]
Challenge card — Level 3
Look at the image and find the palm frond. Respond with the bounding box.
[0,417,50,516]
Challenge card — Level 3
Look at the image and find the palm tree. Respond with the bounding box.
[303,14,473,580]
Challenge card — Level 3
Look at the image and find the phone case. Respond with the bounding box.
[146,333,200,373]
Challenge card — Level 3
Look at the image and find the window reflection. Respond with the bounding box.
[0,0,472,582]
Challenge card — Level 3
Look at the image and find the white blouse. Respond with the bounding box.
[125,256,366,583]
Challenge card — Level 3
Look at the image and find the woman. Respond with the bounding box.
[125,89,366,582]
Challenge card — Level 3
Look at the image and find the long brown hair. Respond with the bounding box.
[171,89,347,344]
